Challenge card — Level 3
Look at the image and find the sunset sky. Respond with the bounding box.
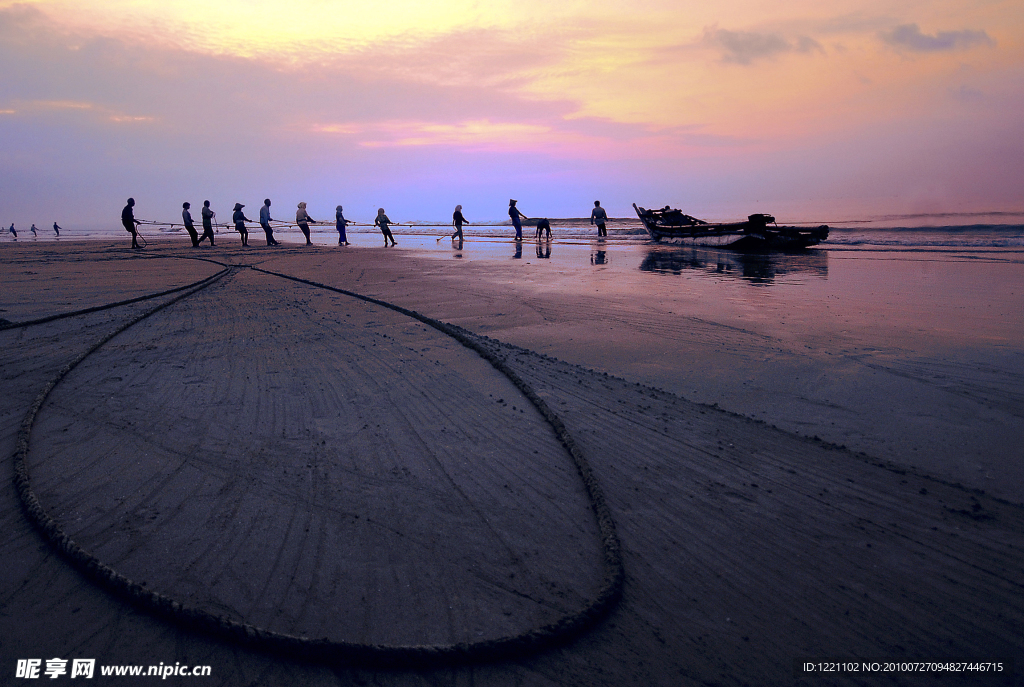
[1,0,1021,226]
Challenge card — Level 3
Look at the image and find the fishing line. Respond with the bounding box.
[12,258,624,668]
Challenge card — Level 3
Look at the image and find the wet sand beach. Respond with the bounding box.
[2,238,1022,685]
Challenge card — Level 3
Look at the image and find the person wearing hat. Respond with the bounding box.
[451,205,468,241]
[374,208,397,246]
[508,199,527,241]
[591,200,608,238]
[122,198,141,248]
[198,200,216,246]
[295,202,315,246]
[232,202,252,246]
[259,198,279,246]
[336,205,349,245]
[181,202,199,247]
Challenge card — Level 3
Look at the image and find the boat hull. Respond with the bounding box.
[633,204,828,250]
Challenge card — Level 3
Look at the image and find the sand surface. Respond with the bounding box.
[1,240,1022,685]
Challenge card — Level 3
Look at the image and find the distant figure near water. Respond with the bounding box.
[30,224,38,238]
[375,208,397,246]
[591,200,608,238]
[232,203,251,246]
[9,223,16,239]
[452,205,467,240]
[198,200,216,246]
[336,205,349,245]
[182,202,199,247]
[260,199,279,246]
[53,222,61,237]
[509,199,527,241]
[295,202,315,245]
[121,198,141,248]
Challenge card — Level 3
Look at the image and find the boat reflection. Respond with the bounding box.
[639,245,828,285]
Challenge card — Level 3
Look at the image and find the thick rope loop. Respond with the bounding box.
[13,262,623,668]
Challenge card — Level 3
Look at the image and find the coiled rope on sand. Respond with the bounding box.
[12,260,623,668]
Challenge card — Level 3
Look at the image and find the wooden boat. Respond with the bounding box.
[633,204,828,249]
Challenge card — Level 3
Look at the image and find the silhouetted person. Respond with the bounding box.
[232,203,251,246]
[375,208,397,246]
[296,202,314,245]
[198,200,216,246]
[591,200,608,237]
[452,205,467,240]
[336,205,349,245]
[260,199,279,246]
[8,224,15,238]
[53,222,61,237]
[509,199,527,241]
[30,224,38,237]
[122,198,141,248]
[535,218,551,239]
[182,202,199,247]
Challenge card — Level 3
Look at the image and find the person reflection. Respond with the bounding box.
[591,249,608,265]
[536,238,551,259]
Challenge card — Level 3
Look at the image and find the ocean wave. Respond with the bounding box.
[826,224,1024,248]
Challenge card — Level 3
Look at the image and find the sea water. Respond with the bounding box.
[14,210,1024,249]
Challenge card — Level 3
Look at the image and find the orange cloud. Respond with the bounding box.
[2,99,156,123]
[326,120,553,149]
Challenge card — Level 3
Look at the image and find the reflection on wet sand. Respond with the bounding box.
[536,238,551,259]
[639,245,828,285]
